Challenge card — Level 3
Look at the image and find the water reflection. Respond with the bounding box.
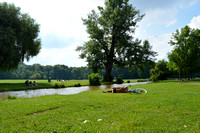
[0,82,151,98]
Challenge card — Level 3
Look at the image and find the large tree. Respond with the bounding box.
[76,0,156,82]
[168,25,200,79]
[0,2,41,72]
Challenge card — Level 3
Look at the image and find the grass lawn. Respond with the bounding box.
[0,79,137,92]
[0,80,90,92]
[0,79,199,132]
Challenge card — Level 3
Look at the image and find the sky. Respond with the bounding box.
[1,0,200,67]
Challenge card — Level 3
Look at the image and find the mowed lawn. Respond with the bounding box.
[0,79,137,92]
[0,80,90,91]
[0,79,199,132]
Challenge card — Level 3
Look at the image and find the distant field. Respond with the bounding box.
[0,79,199,132]
[0,79,138,92]
[0,79,89,91]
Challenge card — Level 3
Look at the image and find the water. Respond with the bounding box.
[0,82,151,98]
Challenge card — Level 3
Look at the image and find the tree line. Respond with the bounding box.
[150,26,200,81]
[0,63,152,80]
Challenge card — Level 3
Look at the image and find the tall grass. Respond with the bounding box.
[0,79,199,132]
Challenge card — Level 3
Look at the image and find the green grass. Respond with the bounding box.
[0,80,89,92]
[0,79,199,132]
[0,79,138,92]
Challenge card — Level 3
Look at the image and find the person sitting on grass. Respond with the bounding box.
[32,81,37,86]
[29,81,32,86]
[25,80,29,86]
[103,86,128,93]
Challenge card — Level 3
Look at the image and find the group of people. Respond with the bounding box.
[25,80,37,86]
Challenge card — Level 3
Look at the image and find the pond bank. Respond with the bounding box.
[0,82,151,98]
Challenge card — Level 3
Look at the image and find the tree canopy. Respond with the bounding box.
[76,0,156,82]
[0,63,153,80]
[150,60,170,81]
[0,2,41,72]
[168,25,200,79]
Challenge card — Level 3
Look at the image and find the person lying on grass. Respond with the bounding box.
[103,86,128,93]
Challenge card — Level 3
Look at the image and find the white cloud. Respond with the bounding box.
[149,33,174,61]
[188,15,200,29]
[2,0,200,66]
[25,45,87,67]
[140,8,178,28]
[3,0,104,67]
[166,19,177,27]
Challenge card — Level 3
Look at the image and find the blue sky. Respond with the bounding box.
[2,0,200,67]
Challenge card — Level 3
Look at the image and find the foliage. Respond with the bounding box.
[0,2,41,72]
[76,0,156,82]
[88,73,101,85]
[150,60,170,82]
[0,80,200,132]
[0,63,153,80]
[74,83,81,87]
[137,79,149,82]
[54,83,65,88]
[116,77,124,84]
[168,25,200,79]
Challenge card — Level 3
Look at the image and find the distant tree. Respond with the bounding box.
[44,65,53,79]
[0,2,41,72]
[76,0,156,82]
[150,60,170,81]
[168,25,200,80]
[31,72,41,79]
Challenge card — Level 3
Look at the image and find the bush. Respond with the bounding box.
[74,83,81,87]
[137,79,149,82]
[88,73,101,86]
[116,77,124,84]
[54,83,65,88]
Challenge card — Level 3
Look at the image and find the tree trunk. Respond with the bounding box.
[104,61,113,82]
[190,71,193,80]
[104,24,116,82]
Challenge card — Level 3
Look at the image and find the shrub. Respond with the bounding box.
[116,77,124,84]
[54,83,59,88]
[54,83,65,88]
[88,73,101,86]
[75,83,81,87]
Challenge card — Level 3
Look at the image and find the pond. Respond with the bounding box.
[0,82,151,98]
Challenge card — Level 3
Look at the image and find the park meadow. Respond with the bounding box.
[0,79,199,132]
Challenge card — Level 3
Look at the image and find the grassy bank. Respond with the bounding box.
[0,80,89,92]
[0,79,137,92]
[0,79,199,132]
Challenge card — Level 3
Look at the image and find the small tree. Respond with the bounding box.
[0,2,41,72]
[150,60,170,82]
